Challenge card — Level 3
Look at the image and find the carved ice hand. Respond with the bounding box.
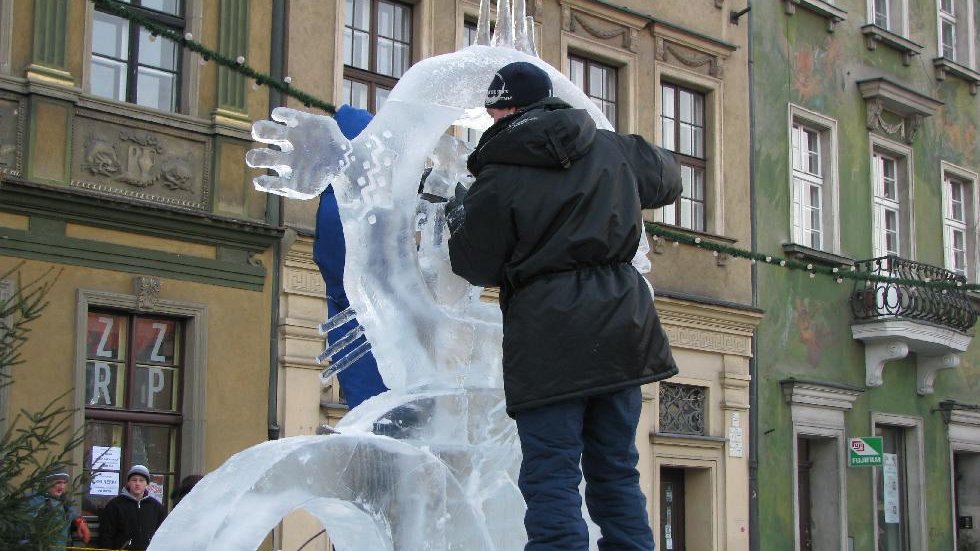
[246,107,353,200]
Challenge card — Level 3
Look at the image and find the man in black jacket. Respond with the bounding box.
[98,465,166,550]
[448,61,682,551]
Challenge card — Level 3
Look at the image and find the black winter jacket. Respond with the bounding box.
[448,98,682,414]
[98,489,166,550]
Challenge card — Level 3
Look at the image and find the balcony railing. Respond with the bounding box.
[850,256,977,333]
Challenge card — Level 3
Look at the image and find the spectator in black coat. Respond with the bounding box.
[98,465,166,550]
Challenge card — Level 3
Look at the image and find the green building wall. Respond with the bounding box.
[751,1,979,550]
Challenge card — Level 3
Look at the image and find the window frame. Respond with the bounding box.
[941,161,980,281]
[871,413,927,551]
[869,136,915,259]
[0,278,11,436]
[658,81,707,233]
[568,54,619,131]
[88,0,186,113]
[73,289,208,510]
[789,106,841,254]
[342,0,413,114]
[867,0,910,36]
[935,0,978,69]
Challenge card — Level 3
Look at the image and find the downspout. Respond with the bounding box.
[746,1,759,550]
[266,0,286,441]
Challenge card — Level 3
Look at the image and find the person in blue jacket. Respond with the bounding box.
[313,105,388,409]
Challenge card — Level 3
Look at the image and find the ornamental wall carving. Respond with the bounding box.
[0,95,24,176]
[663,323,752,356]
[656,37,723,78]
[70,114,211,209]
[561,5,639,52]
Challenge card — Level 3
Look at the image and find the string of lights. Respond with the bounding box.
[90,0,980,293]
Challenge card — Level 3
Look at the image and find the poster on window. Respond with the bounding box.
[882,453,900,524]
[148,476,165,504]
[90,471,119,496]
[91,445,121,471]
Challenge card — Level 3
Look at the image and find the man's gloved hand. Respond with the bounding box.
[73,517,91,543]
[445,182,468,236]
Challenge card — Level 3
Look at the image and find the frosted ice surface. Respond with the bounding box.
[150,1,653,548]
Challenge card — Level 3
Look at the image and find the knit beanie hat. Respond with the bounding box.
[126,464,151,482]
[46,465,70,483]
[485,61,553,108]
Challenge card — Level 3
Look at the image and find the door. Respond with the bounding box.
[661,467,686,551]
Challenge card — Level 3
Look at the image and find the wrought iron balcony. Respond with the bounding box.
[850,256,977,333]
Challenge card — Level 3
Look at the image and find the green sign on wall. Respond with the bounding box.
[848,437,883,467]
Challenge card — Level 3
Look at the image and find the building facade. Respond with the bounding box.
[274,1,758,550]
[751,1,980,550]
[0,0,282,535]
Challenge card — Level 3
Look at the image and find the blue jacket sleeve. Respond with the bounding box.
[447,166,516,288]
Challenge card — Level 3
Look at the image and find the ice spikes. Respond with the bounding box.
[513,0,530,53]
[319,341,372,381]
[318,306,358,335]
[525,16,538,56]
[315,325,366,364]
[476,0,492,45]
[491,0,514,48]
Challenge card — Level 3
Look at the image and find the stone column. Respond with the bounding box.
[28,0,73,86]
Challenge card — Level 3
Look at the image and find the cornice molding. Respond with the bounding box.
[857,78,943,144]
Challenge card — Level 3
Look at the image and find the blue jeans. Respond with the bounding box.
[514,386,654,551]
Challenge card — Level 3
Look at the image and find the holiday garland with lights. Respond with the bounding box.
[89,0,980,293]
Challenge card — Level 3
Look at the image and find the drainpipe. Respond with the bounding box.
[746,1,759,550]
[266,0,286,441]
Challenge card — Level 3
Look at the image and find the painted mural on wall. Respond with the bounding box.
[70,114,211,210]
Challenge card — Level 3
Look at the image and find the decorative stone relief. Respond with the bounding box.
[866,98,920,144]
[134,276,162,310]
[70,115,211,209]
[284,266,327,297]
[656,37,722,77]
[0,97,24,176]
[563,7,638,52]
[663,324,752,356]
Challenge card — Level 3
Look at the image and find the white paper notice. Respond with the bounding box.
[92,446,121,470]
[90,471,119,496]
[728,412,744,458]
[883,453,900,524]
[149,480,165,504]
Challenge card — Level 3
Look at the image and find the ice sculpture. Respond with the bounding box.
[148,0,647,548]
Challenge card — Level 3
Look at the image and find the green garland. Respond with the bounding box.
[88,0,980,295]
[90,0,336,114]
[646,223,980,292]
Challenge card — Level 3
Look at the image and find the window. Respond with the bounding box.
[792,124,824,250]
[789,107,841,254]
[0,279,11,436]
[90,0,184,112]
[871,141,913,258]
[343,0,412,113]
[872,415,926,551]
[942,164,979,279]
[936,0,977,66]
[868,0,909,35]
[568,55,617,130]
[83,310,183,516]
[659,83,706,232]
[659,383,706,436]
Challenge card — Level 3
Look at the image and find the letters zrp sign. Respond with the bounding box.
[848,437,884,467]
